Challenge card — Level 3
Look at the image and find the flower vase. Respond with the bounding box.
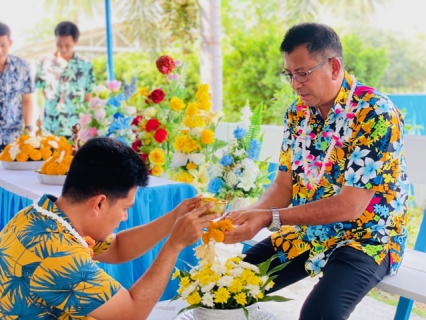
[193,303,259,320]
[228,197,253,212]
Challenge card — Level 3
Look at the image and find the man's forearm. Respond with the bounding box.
[21,93,33,127]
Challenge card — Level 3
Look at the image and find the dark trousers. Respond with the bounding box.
[243,238,390,320]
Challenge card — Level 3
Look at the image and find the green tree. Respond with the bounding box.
[341,34,389,87]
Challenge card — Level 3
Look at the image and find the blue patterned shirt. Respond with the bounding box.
[0,55,34,145]
[36,53,95,136]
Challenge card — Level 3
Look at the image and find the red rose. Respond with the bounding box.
[141,153,148,163]
[146,118,160,132]
[156,55,175,74]
[148,89,165,104]
[154,128,168,143]
[132,139,143,152]
[132,116,143,126]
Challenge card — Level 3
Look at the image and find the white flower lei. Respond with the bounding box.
[32,198,88,248]
[300,75,357,188]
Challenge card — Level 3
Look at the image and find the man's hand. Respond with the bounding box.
[171,195,203,219]
[168,203,218,250]
[222,208,270,244]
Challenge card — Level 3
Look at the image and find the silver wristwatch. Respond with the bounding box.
[267,207,281,231]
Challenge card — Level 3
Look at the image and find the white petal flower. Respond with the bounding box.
[188,153,206,165]
[225,172,238,186]
[171,152,189,167]
[218,276,234,287]
[9,144,21,160]
[181,282,199,300]
[238,261,259,273]
[201,292,215,307]
[208,163,224,178]
[201,282,216,293]
[24,136,41,148]
[245,284,261,298]
[191,127,203,137]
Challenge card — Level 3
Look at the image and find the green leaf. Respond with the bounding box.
[261,295,292,303]
[266,260,290,277]
[244,101,264,149]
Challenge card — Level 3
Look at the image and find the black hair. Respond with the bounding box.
[0,22,11,38]
[54,21,80,41]
[62,137,149,204]
[280,23,343,61]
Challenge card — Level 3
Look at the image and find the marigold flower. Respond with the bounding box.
[151,165,164,176]
[29,149,42,161]
[148,148,166,166]
[16,152,29,162]
[185,102,199,117]
[170,96,185,111]
[156,55,175,74]
[201,129,215,145]
[21,144,33,155]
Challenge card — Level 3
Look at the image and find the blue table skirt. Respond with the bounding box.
[0,183,198,301]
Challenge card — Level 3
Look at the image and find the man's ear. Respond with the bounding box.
[330,57,342,80]
[92,194,108,213]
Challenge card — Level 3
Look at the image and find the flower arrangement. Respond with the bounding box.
[171,252,289,317]
[131,55,224,183]
[206,103,271,205]
[78,80,137,145]
[39,142,74,175]
[0,135,70,162]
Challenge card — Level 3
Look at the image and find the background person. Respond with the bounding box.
[36,21,95,137]
[0,137,217,319]
[223,22,409,320]
[0,21,34,151]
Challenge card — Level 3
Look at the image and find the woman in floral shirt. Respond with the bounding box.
[224,23,409,319]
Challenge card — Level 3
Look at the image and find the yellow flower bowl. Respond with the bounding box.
[200,197,227,216]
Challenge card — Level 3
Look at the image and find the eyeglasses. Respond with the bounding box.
[281,57,335,83]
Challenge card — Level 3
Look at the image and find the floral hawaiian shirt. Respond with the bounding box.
[36,53,95,136]
[274,71,409,277]
[0,194,120,319]
[0,55,34,146]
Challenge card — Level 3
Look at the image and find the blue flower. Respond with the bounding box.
[123,77,137,99]
[247,139,261,160]
[107,112,133,136]
[233,127,247,139]
[220,155,234,166]
[107,93,126,108]
[208,178,224,194]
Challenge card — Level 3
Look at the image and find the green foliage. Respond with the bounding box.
[222,27,296,125]
[341,34,389,87]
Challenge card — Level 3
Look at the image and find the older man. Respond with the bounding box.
[224,23,409,319]
[0,22,34,151]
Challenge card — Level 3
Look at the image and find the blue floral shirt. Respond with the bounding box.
[36,53,95,136]
[0,55,34,145]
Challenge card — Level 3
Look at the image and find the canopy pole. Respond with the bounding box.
[105,0,114,81]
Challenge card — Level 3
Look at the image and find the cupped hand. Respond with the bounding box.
[222,209,269,244]
[168,203,219,250]
[171,195,203,219]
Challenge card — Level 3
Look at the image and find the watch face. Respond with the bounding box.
[268,225,281,232]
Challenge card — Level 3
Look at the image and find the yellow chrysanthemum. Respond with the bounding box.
[180,276,190,287]
[187,291,202,305]
[172,269,180,280]
[229,278,244,294]
[198,99,212,111]
[181,136,201,154]
[197,84,209,93]
[170,96,185,111]
[183,115,205,129]
[201,129,215,145]
[173,135,187,151]
[151,165,164,176]
[148,148,166,166]
[234,292,247,306]
[214,287,230,304]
